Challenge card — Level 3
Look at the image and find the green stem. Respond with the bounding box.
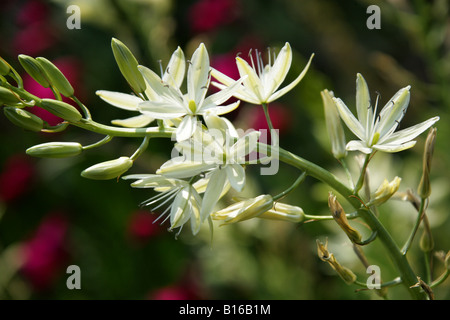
[262,103,279,146]
[304,211,358,221]
[354,153,371,194]
[272,172,307,201]
[268,144,426,299]
[401,198,426,255]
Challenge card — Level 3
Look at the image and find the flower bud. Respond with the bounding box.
[316,239,357,284]
[4,107,44,132]
[0,56,11,76]
[212,194,273,225]
[40,98,82,122]
[26,142,83,158]
[328,193,362,244]
[0,87,22,105]
[111,38,146,94]
[321,89,347,159]
[259,202,305,223]
[18,54,51,88]
[420,229,434,253]
[81,157,133,180]
[371,176,401,206]
[418,127,437,199]
[36,57,74,97]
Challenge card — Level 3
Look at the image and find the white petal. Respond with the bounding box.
[157,157,214,178]
[211,79,259,104]
[170,187,191,229]
[346,140,373,154]
[333,97,366,141]
[236,57,264,103]
[111,114,154,128]
[189,187,203,234]
[226,164,246,192]
[96,90,142,111]
[373,141,416,153]
[138,100,186,119]
[268,53,314,102]
[264,42,292,97]
[162,47,185,89]
[355,73,372,136]
[230,130,261,161]
[187,43,210,104]
[200,168,227,220]
[379,116,440,146]
[374,86,410,137]
[176,115,198,142]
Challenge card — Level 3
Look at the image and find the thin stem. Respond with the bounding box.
[354,153,372,194]
[339,157,354,190]
[71,95,92,120]
[130,136,151,161]
[262,103,279,147]
[82,135,113,150]
[430,269,450,288]
[272,172,307,201]
[402,198,426,255]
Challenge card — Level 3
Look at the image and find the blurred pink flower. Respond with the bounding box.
[14,0,56,56]
[127,210,162,243]
[0,155,35,203]
[149,284,199,300]
[189,0,240,33]
[20,213,69,291]
[242,102,292,133]
[22,57,84,126]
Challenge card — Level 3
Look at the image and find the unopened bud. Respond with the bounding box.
[36,57,74,97]
[321,89,347,159]
[418,128,437,199]
[420,229,434,253]
[0,56,11,76]
[0,87,22,105]
[18,55,51,88]
[316,239,357,284]
[81,157,133,180]
[40,99,82,122]
[212,194,273,225]
[26,142,82,158]
[4,107,43,132]
[111,38,146,94]
[259,202,305,223]
[328,193,362,244]
[371,176,402,206]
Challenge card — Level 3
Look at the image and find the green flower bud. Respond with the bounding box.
[3,107,44,132]
[259,202,305,223]
[18,55,51,88]
[81,157,133,180]
[321,89,347,159]
[418,128,437,199]
[0,56,11,76]
[420,229,434,253]
[36,57,74,97]
[26,142,83,158]
[111,38,146,94]
[0,87,22,105]
[40,99,82,122]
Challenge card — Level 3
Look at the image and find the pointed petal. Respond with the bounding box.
[200,75,246,109]
[211,79,259,104]
[139,65,184,102]
[187,43,210,104]
[333,97,366,141]
[138,100,186,119]
[111,114,154,128]
[355,73,372,136]
[373,141,416,153]
[268,53,314,102]
[201,101,241,116]
[226,164,246,192]
[379,116,439,145]
[96,90,142,111]
[157,156,214,178]
[162,47,185,88]
[176,115,198,142]
[170,187,191,229]
[265,42,292,97]
[189,187,203,234]
[346,140,373,154]
[375,86,410,137]
[236,57,264,102]
[200,168,227,220]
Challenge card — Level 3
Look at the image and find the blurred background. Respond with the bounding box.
[0,0,449,300]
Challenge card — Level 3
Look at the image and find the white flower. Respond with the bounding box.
[157,114,260,219]
[96,47,186,128]
[212,195,273,225]
[211,42,314,104]
[123,174,204,235]
[138,43,245,142]
[333,73,440,154]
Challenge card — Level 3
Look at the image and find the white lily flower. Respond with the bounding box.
[211,42,314,104]
[138,43,245,142]
[157,114,261,219]
[96,47,186,128]
[333,73,440,154]
[122,174,204,235]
